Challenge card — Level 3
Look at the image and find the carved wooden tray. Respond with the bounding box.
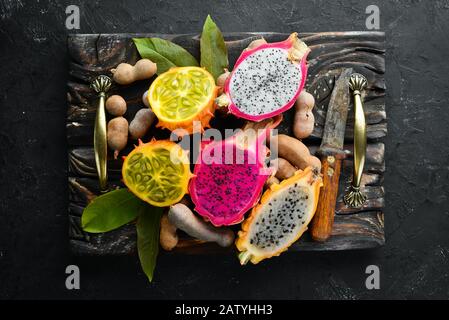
[67,32,385,255]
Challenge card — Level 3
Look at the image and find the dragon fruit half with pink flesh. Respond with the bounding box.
[216,33,310,121]
[189,128,274,227]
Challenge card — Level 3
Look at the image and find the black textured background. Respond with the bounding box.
[1,0,448,299]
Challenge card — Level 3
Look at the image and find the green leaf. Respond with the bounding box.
[81,189,144,233]
[200,15,229,81]
[137,207,163,283]
[133,38,199,74]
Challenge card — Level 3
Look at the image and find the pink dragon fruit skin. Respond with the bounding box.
[189,130,272,227]
[222,33,310,122]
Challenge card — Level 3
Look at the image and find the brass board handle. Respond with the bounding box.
[90,75,112,192]
[344,73,367,208]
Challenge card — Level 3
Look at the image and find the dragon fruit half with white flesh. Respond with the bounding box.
[236,167,323,264]
[189,128,274,227]
[217,33,310,121]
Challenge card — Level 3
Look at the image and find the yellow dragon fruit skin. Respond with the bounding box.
[236,166,323,264]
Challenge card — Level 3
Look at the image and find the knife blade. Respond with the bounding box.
[310,68,352,242]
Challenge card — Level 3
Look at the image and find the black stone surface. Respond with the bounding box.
[0,0,448,299]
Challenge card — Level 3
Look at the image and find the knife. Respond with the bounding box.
[310,68,352,242]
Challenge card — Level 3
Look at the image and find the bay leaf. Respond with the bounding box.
[137,207,163,283]
[81,189,143,233]
[133,38,199,74]
[200,15,229,81]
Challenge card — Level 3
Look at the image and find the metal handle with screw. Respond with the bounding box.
[90,75,112,192]
[344,73,367,208]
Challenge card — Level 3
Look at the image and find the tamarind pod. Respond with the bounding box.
[274,158,296,180]
[160,214,178,251]
[168,204,235,247]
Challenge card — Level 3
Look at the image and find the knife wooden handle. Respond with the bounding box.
[310,154,343,242]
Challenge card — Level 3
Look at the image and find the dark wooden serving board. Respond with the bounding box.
[67,32,386,255]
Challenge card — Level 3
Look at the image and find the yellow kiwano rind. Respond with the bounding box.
[236,166,323,264]
[148,66,218,135]
[122,140,191,207]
